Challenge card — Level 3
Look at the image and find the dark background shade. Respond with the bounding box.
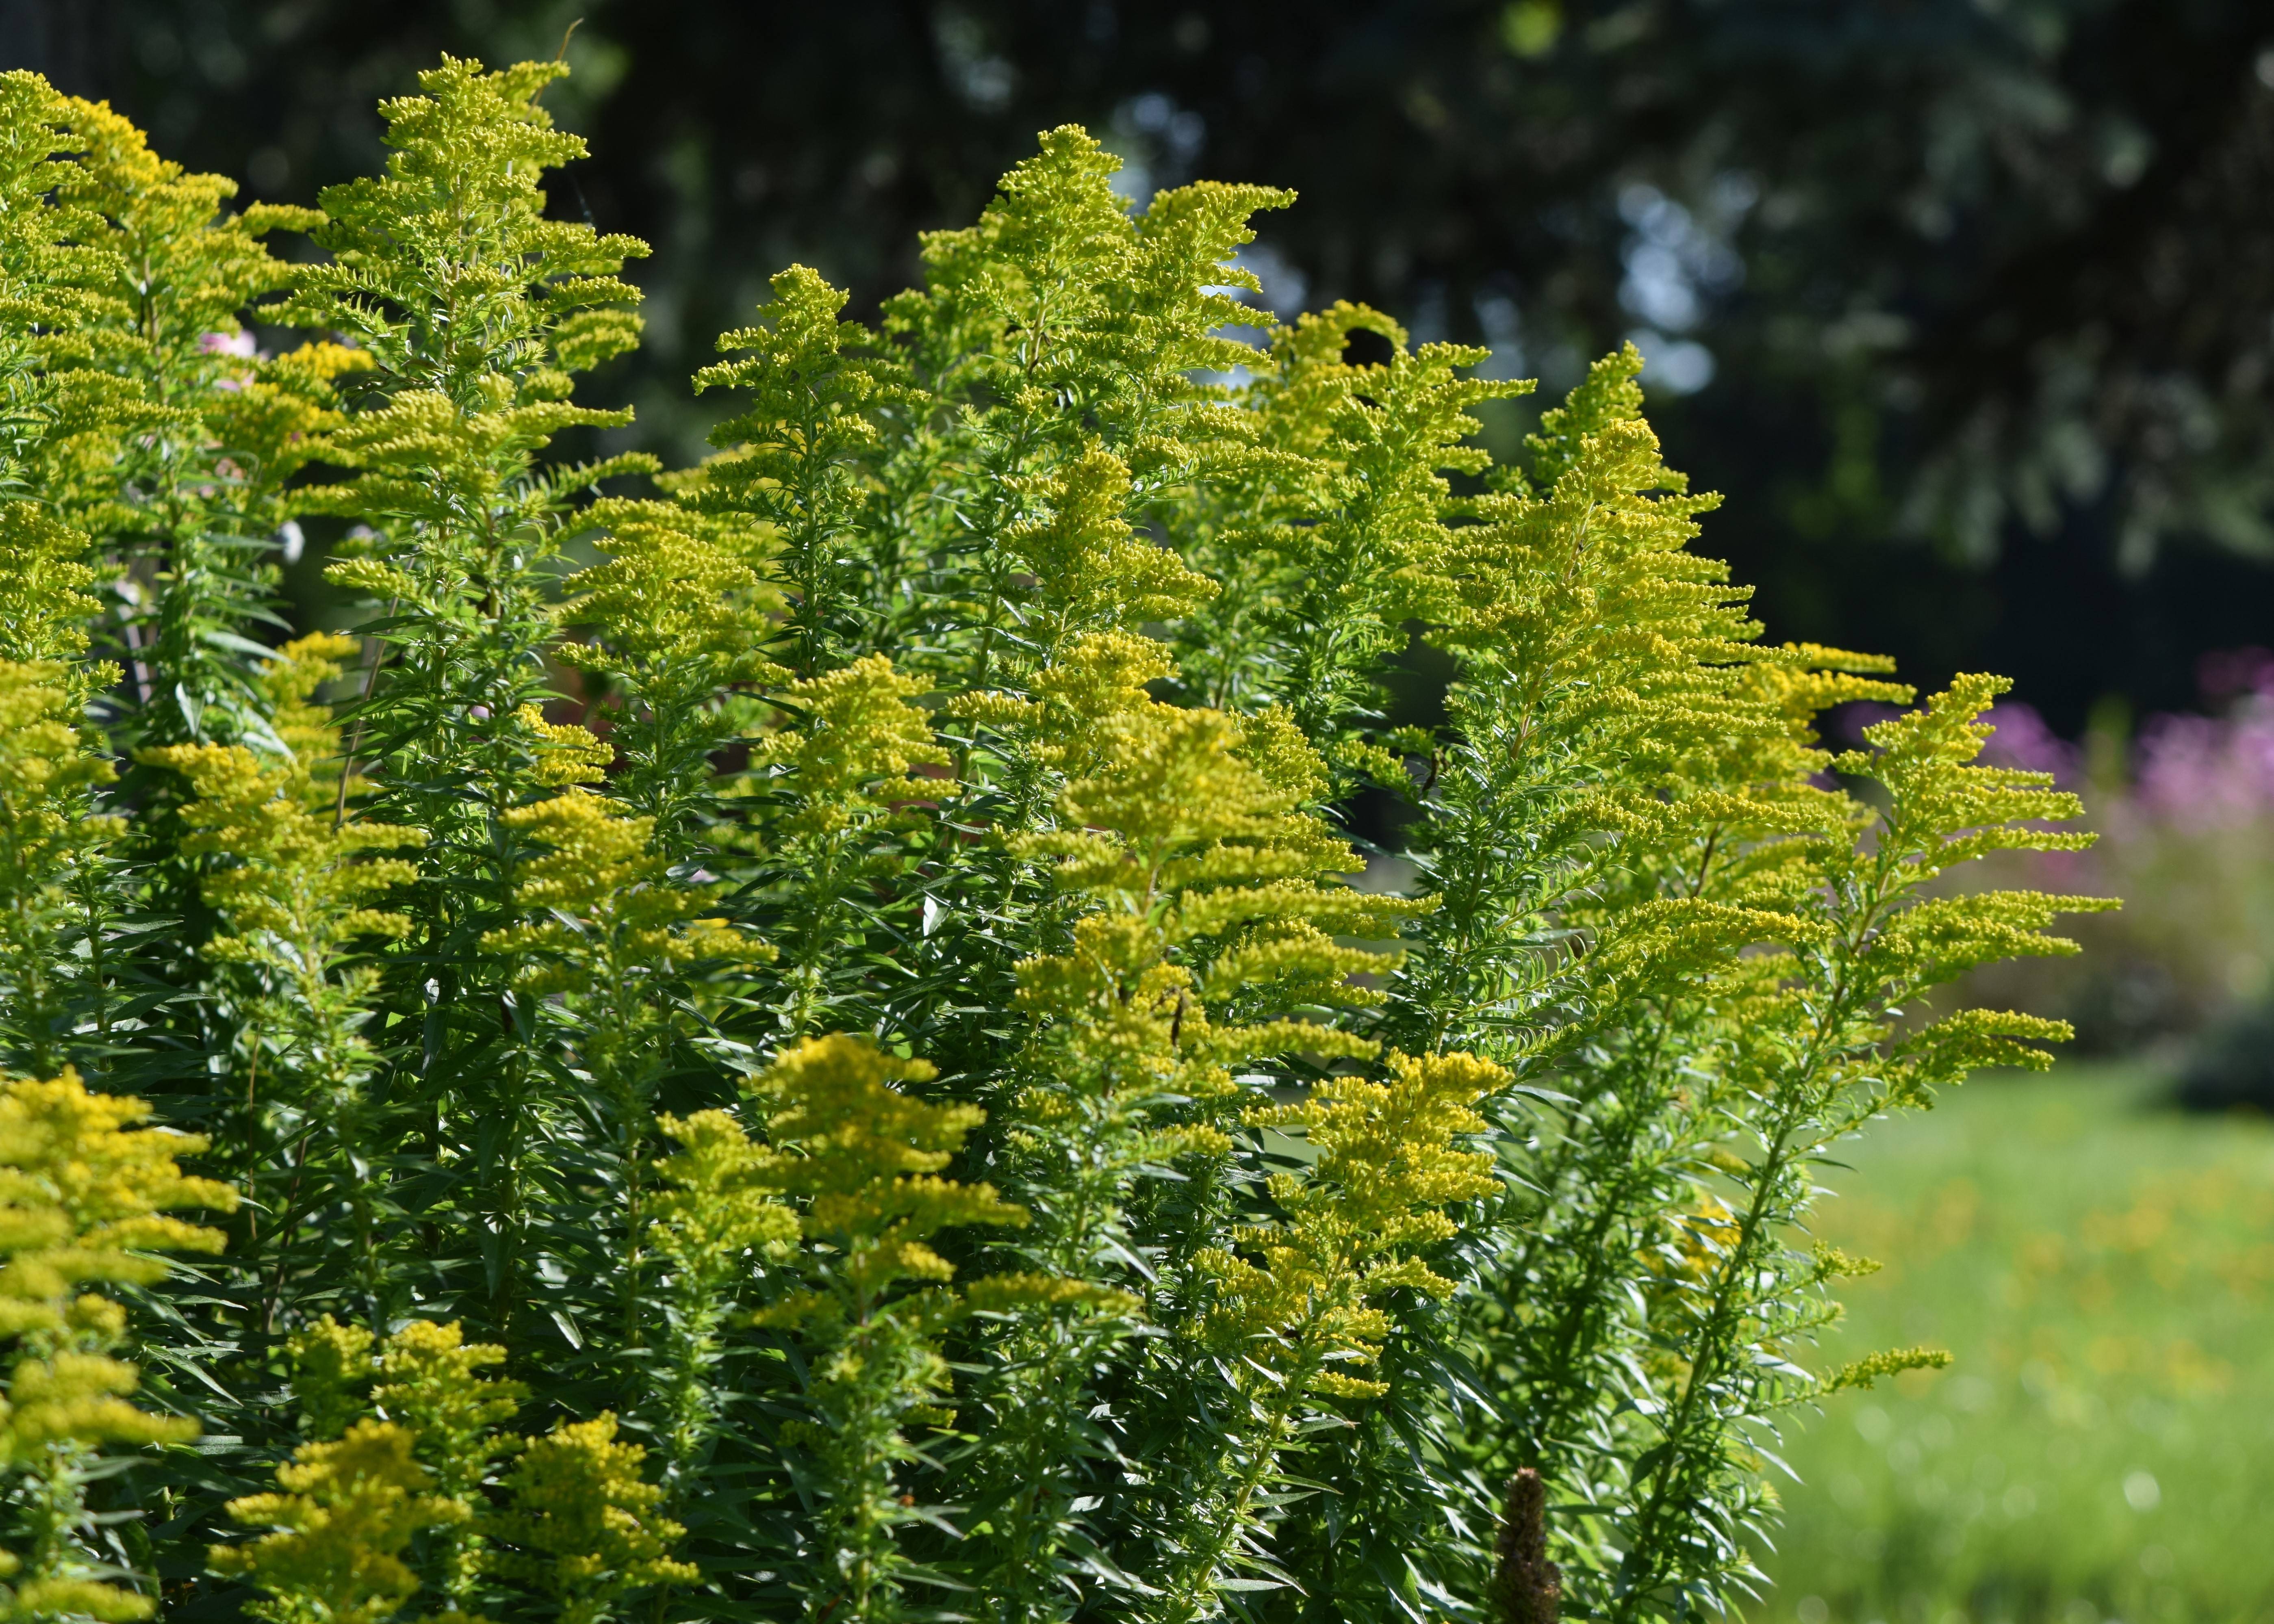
[9,0,2274,735]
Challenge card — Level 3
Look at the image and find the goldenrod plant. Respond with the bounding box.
[1150,1051,1505,1624]
[0,1069,234,1622]
[741,1032,1037,1624]
[45,92,323,755]
[0,58,2113,1624]
[0,662,123,1080]
[140,635,421,1324]
[0,72,143,684]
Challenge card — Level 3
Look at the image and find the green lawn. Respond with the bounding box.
[1750,1063,2274,1624]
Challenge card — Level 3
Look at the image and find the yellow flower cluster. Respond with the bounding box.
[567,497,783,691]
[745,1034,1026,1317]
[488,1414,697,1624]
[254,1317,523,1608]
[649,1109,801,1465]
[46,90,315,497]
[895,126,1289,493]
[0,1072,234,1340]
[0,1070,235,1621]
[201,343,372,516]
[141,636,424,973]
[1201,1052,1504,1399]
[1147,1052,1506,1624]
[301,388,639,553]
[483,790,768,993]
[374,1320,528,1500]
[1011,693,1421,1157]
[212,1420,468,1624]
[0,663,119,933]
[0,507,100,674]
[1000,447,1217,656]
[220,1317,686,1624]
[279,54,647,394]
[25,78,345,755]
[652,1110,800,1284]
[688,263,897,680]
[1180,300,1528,740]
[510,704,612,788]
[753,654,950,840]
[0,73,149,677]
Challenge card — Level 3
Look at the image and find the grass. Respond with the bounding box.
[1749,1061,2274,1624]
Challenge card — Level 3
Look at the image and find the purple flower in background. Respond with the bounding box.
[1981,703,2080,786]
[1799,657,2274,844]
[2118,644,2274,827]
[1949,651,2274,1047]
[1829,700,1905,748]
[2197,646,2274,703]
[2135,698,2274,828]
[200,330,258,393]
[1835,698,2080,787]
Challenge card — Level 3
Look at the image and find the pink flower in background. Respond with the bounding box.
[201,330,258,391]
[1970,703,2090,883]
[1832,698,2080,789]
[2134,698,2274,828]
[2196,646,2274,702]
[1981,703,2080,786]
[1967,651,2274,1049]
[1904,653,2274,829]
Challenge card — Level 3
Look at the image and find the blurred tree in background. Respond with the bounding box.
[7,0,2274,730]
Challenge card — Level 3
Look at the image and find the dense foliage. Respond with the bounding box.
[0,57,2110,1624]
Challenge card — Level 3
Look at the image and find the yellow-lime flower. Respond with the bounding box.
[0,1069,234,1620]
[212,1421,467,1624]
[489,1414,694,1624]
